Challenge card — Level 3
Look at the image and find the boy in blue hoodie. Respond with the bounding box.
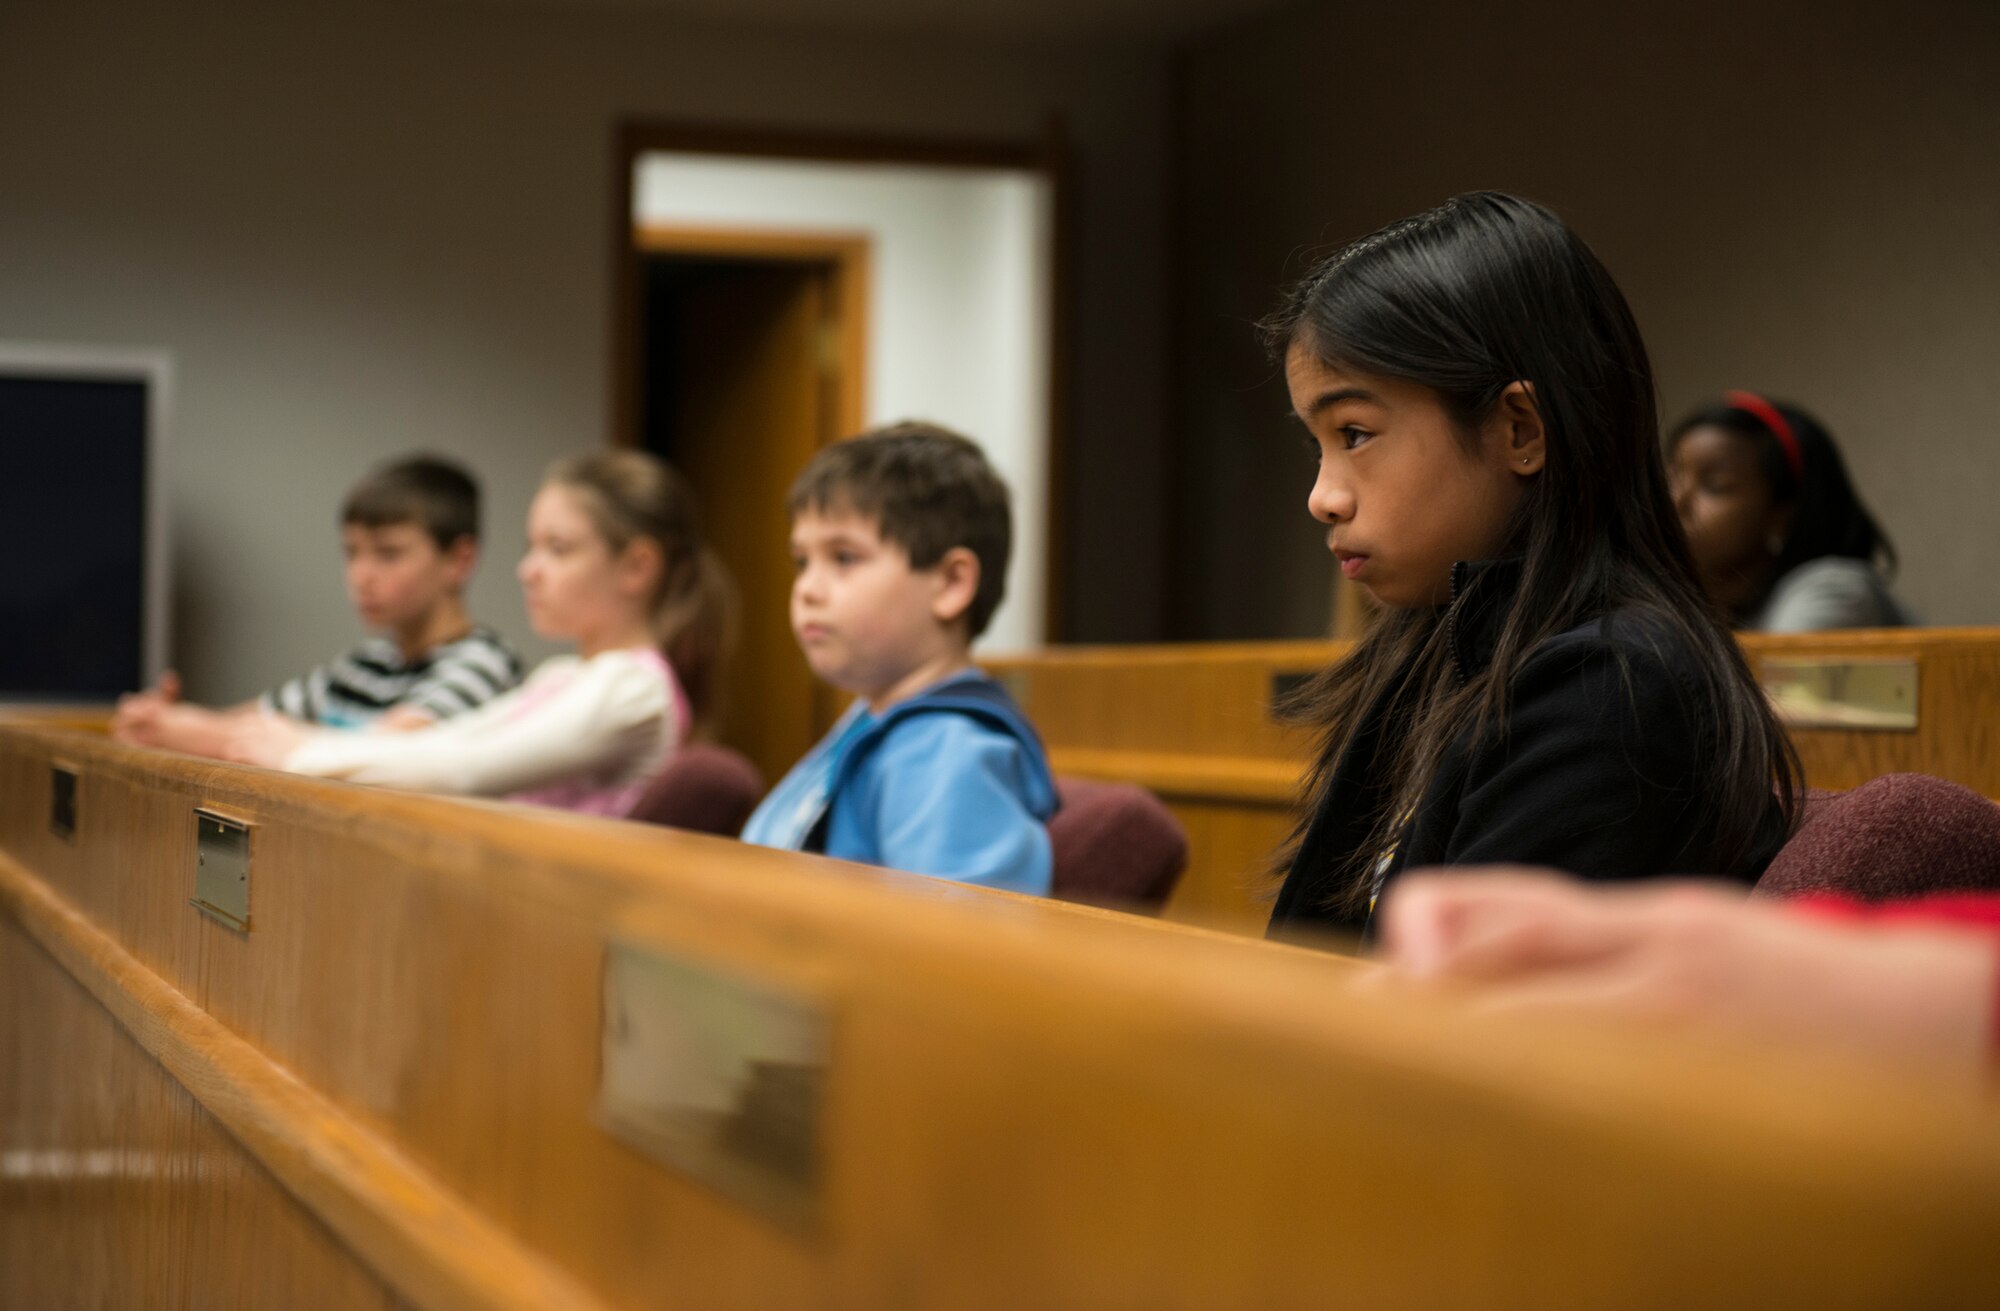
[741,423,1058,895]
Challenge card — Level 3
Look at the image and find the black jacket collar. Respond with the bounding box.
[1445,557,1525,685]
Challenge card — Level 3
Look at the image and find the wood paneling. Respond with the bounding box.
[0,854,607,1311]
[992,640,1339,761]
[1151,796,1290,933]
[8,723,2000,1307]
[1742,628,2000,795]
[0,916,415,1311]
[986,642,1338,927]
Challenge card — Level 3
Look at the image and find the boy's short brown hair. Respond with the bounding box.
[341,455,480,550]
[788,422,1012,638]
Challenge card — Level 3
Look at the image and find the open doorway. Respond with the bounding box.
[613,124,1066,785]
[635,229,867,781]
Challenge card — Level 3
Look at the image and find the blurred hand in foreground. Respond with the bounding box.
[1377,867,1999,1080]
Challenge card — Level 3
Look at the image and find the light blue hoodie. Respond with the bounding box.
[740,671,1059,896]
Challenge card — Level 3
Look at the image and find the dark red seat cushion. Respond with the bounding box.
[1755,773,2000,901]
[1048,778,1188,912]
[626,743,766,838]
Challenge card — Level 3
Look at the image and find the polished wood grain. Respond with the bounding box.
[988,628,2000,928]
[1,914,415,1311]
[986,641,1337,926]
[1143,796,1290,933]
[8,723,2000,1307]
[989,639,1339,762]
[0,853,610,1311]
[1043,747,1299,802]
[0,703,114,734]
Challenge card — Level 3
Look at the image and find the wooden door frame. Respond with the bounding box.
[609,118,1074,642]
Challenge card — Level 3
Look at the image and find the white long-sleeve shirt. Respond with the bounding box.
[282,647,684,816]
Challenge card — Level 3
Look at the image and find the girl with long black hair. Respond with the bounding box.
[1264,192,1798,942]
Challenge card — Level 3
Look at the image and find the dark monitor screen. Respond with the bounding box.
[0,375,152,699]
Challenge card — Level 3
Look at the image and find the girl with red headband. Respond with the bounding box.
[1667,394,1911,631]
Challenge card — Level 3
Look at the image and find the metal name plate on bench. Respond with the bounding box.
[1760,657,1919,731]
[598,941,830,1232]
[190,809,252,931]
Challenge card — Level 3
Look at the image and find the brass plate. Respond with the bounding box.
[190,810,252,931]
[599,942,829,1232]
[49,764,78,841]
[1760,657,1919,731]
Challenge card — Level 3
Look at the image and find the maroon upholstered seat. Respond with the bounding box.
[625,743,766,838]
[1755,773,2000,901]
[1047,777,1189,912]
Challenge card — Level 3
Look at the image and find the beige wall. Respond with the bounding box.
[13,0,1991,688]
[1172,0,2000,637]
[0,0,1171,698]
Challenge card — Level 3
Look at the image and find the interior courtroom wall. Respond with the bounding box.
[1172,0,2000,638]
[0,0,1170,700]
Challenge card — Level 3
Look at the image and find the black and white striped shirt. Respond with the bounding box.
[259,627,522,728]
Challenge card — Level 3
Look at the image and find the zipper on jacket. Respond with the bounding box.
[1444,562,1469,688]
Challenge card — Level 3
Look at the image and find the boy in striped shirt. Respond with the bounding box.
[113,456,521,753]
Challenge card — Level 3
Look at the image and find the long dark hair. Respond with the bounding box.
[1669,397,1896,580]
[1263,192,1798,912]
[544,451,736,732]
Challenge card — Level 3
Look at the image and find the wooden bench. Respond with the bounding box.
[6,719,2000,1307]
[1746,627,2000,797]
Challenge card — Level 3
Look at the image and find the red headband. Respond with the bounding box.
[1724,389,1805,483]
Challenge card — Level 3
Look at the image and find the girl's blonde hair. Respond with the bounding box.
[542,450,734,731]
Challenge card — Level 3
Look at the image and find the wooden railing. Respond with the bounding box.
[5,719,1999,1307]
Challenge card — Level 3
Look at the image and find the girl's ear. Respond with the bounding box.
[930,547,982,626]
[1491,380,1547,476]
[618,535,666,598]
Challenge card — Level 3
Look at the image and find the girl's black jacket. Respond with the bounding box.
[1269,558,1790,941]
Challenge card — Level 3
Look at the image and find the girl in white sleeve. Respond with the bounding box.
[228,451,732,817]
